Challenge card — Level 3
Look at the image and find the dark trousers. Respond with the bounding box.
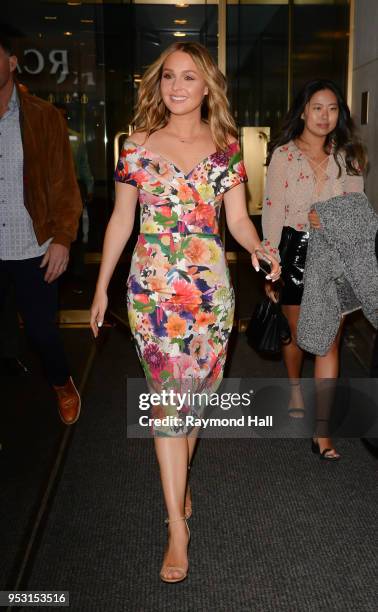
[0,285,20,359]
[0,256,70,385]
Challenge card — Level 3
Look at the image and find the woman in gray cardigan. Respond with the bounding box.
[262,79,367,460]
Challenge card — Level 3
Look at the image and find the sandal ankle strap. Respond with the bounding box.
[165,516,186,525]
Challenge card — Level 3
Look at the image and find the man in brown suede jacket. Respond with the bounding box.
[0,30,82,424]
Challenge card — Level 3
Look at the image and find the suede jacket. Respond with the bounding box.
[18,82,82,248]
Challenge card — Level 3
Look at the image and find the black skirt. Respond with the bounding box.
[278,226,309,306]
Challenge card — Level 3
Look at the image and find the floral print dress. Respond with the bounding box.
[115,139,247,433]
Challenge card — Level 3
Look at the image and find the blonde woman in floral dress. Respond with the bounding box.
[90,42,280,583]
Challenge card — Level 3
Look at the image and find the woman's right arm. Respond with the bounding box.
[262,149,287,260]
[90,181,138,336]
[262,149,287,301]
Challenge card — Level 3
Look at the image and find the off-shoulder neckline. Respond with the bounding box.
[124,139,238,179]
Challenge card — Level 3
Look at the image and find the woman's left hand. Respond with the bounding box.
[251,250,281,282]
[309,209,322,229]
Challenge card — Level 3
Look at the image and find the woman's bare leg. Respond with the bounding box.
[282,305,306,416]
[313,319,345,457]
[155,437,190,580]
[184,432,199,518]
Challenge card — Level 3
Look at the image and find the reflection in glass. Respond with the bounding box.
[227,3,289,133]
[292,2,349,96]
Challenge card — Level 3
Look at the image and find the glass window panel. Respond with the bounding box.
[292,1,349,96]
[227,3,289,132]
[3,0,108,250]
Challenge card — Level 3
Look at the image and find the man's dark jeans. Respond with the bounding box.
[0,286,20,360]
[0,255,70,385]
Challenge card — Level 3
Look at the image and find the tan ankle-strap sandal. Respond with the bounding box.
[160,517,190,584]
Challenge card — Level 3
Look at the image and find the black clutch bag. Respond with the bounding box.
[246,297,291,355]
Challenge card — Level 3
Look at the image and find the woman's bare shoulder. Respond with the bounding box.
[128,130,148,145]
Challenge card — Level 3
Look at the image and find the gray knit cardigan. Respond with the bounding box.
[297,192,378,356]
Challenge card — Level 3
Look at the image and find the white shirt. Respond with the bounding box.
[0,86,51,260]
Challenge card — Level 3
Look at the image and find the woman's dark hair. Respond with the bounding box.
[267,79,366,176]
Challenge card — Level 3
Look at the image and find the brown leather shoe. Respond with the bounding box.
[53,376,81,425]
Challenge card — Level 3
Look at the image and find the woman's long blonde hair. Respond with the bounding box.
[132,42,237,151]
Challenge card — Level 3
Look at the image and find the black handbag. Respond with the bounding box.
[246,297,291,355]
